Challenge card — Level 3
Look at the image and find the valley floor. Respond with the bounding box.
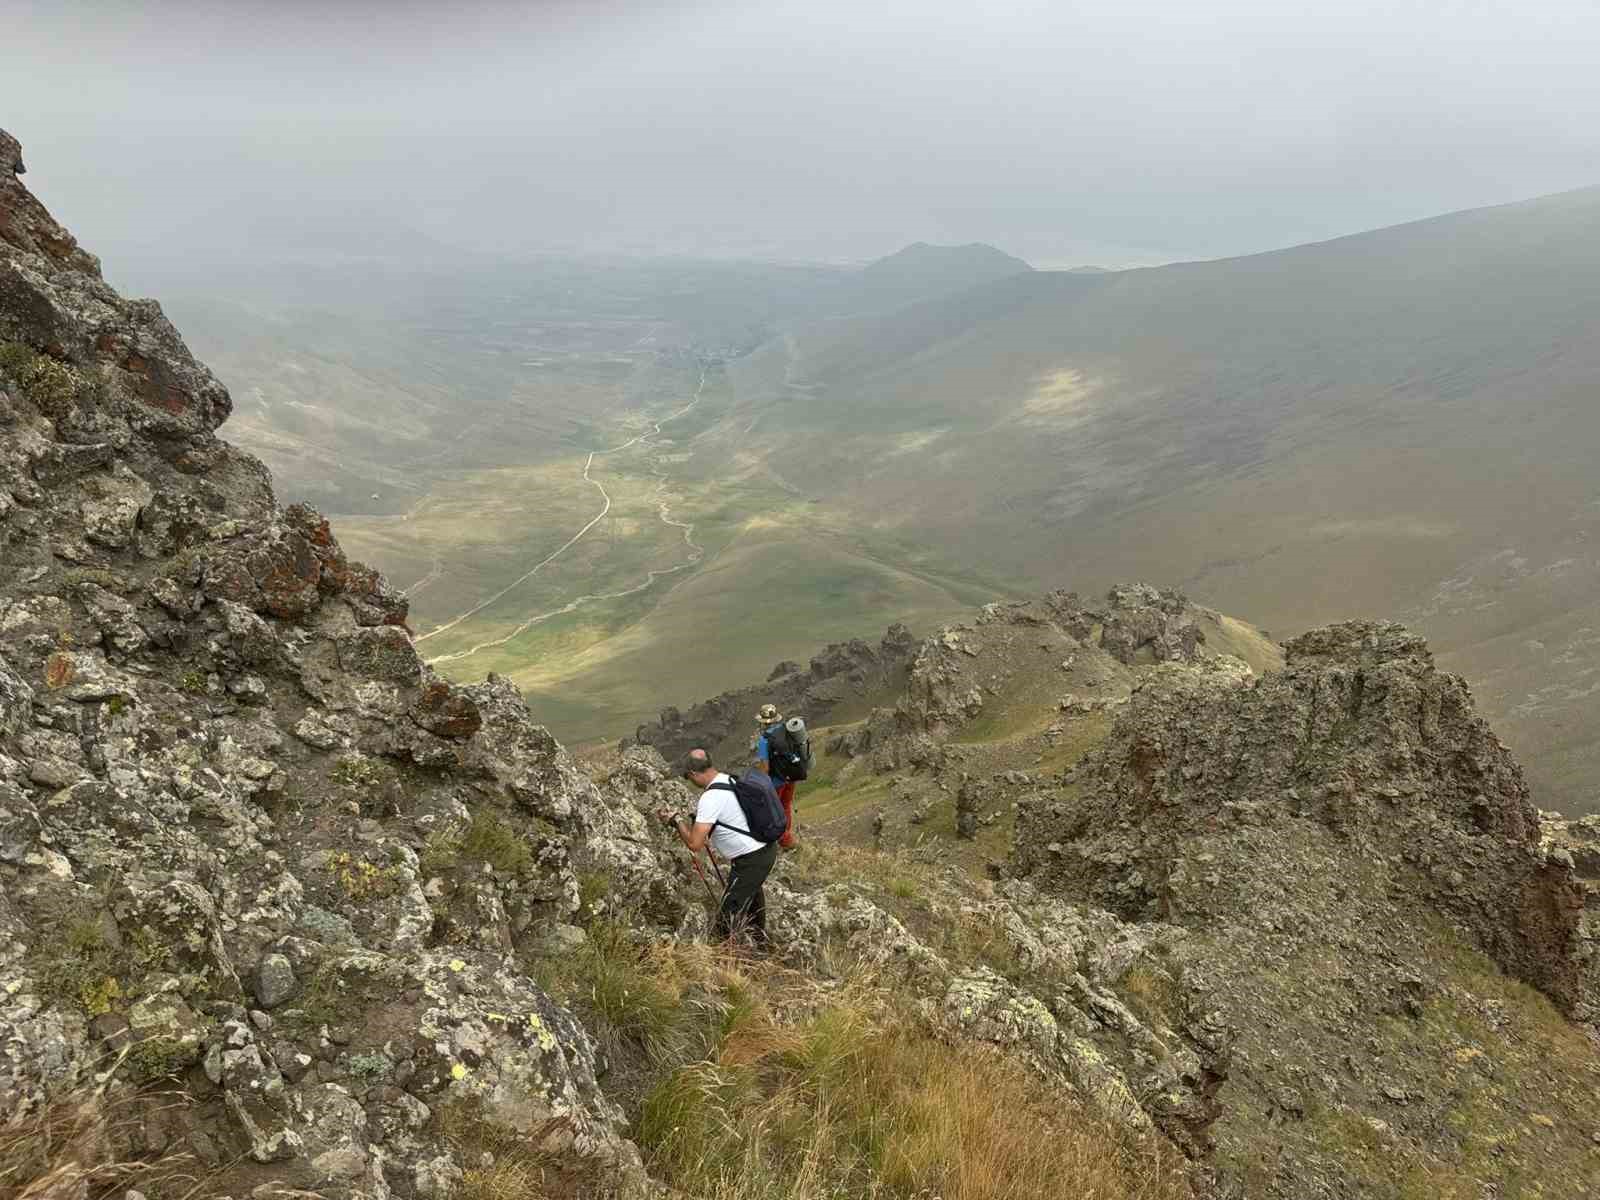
[334,361,999,743]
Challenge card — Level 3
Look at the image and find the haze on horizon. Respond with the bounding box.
[10,0,1600,278]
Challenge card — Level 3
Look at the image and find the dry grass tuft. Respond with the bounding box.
[436,1100,607,1200]
[635,947,1192,1200]
[0,1083,204,1200]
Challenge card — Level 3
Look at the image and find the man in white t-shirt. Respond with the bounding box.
[658,748,779,948]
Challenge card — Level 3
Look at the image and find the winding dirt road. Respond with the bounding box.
[415,368,709,660]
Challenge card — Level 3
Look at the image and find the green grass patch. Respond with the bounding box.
[30,917,124,1017]
[638,981,1189,1200]
[0,341,83,415]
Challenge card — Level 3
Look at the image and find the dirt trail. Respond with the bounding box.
[415,367,708,653]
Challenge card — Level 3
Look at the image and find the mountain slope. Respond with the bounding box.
[720,185,1600,812]
[0,124,1278,1200]
[692,588,1600,1197]
[826,240,1034,315]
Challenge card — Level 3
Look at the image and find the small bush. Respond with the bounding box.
[458,810,533,875]
[0,342,82,415]
[417,829,459,878]
[578,869,612,915]
[580,923,694,1065]
[330,755,384,790]
[326,851,401,901]
[121,1037,194,1084]
[346,1051,392,1080]
[421,810,533,879]
[32,919,124,1017]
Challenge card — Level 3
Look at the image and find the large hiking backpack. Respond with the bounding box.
[707,769,788,844]
[765,717,813,782]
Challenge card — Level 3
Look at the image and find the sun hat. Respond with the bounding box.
[757,703,780,724]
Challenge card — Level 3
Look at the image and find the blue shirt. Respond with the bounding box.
[756,724,783,785]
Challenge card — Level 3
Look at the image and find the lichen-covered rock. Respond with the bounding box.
[254,953,296,1009]
[1015,621,1586,1010]
[1011,619,1596,1194]
[0,127,670,1199]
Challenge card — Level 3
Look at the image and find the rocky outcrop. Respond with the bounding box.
[770,873,1230,1159]
[1013,621,1586,1012]
[834,587,1214,771]
[0,133,230,440]
[1542,813,1600,1020]
[1011,620,1598,1195]
[628,622,917,764]
[0,127,681,1198]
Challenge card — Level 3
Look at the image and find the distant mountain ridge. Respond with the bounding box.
[720,182,1600,813]
[829,240,1034,316]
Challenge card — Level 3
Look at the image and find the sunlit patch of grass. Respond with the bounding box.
[638,977,1191,1200]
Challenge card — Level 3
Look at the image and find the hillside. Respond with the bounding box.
[139,239,1040,747]
[642,588,1600,1197]
[3,126,1599,1199]
[712,186,1600,813]
[823,241,1034,316]
[0,123,1154,1199]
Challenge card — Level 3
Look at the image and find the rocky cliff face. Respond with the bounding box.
[0,127,691,1195]
[831,585,1230,774]
[1010,621,1600,1194]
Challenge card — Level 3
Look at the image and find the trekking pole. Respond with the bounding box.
[704,849,727,890]
[686,851,721,906]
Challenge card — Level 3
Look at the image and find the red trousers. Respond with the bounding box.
[777,781,797,847]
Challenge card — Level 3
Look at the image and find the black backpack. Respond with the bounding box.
[765,722,811,782]
[707,769,788,844]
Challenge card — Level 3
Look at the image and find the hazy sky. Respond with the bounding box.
[9,0,1600,273]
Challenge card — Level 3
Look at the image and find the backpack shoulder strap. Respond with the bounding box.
[703,778,752,838]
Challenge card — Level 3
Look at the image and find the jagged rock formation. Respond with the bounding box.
[1542,813,1600,1015]
[833,586,1229,772]
[1011,621,1600,1195]
[769,870,1231,1158]
[628,621,917,764]
[0,127,678,1195]
[1013,622,1588,1013]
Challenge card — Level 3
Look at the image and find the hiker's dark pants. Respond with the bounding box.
[715,841,779,947]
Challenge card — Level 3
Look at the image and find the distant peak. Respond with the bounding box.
[868,241,1033,272]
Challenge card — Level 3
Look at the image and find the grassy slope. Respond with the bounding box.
[330,361,1004,743]
[511,526,988,741]
[733,187,1600,812]
[772,623,1600,1198]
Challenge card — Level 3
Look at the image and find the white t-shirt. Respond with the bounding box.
[695,774,765,860]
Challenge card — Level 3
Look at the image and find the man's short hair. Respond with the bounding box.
[682,748,713,777]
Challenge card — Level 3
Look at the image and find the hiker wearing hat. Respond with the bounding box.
[754,703,812,849]
[658,748,784,949]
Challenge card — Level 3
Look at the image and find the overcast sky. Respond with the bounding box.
[8,0,1600,275]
